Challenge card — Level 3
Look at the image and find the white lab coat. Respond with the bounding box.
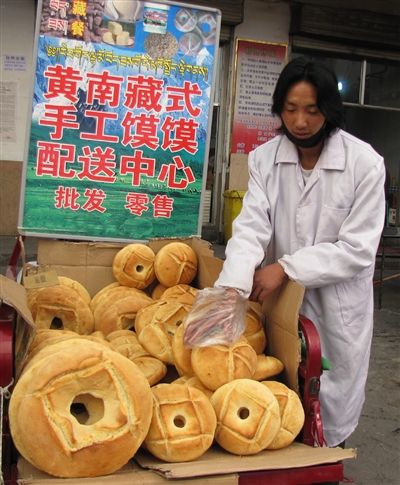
[215,129,386,446]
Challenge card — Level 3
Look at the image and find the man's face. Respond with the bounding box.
[280,81,326,139]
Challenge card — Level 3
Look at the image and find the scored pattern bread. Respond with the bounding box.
[112,243,156,289]
[9,338,153,478]
[171,323,194,377]
[31,285,94,334]
[211,378,281,455]
[106,330,167,386]
[135,300,191,364]
[161,284,198,305]
[144,383,216,462]
[154,242,198,287]
[253,354,285,381]
[262,381,305,450]
[190,336,258,391]
[93,286,153,336]
[15,240,303,477]
[244,302,267,355]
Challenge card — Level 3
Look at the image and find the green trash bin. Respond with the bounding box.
[223,190,246,243]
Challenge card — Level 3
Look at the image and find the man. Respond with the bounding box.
[192,57,386,450]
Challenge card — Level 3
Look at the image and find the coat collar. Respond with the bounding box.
[275,129,346,170]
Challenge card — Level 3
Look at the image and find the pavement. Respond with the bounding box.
[1,235,399,485]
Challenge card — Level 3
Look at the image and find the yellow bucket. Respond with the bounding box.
[223,190,246,243]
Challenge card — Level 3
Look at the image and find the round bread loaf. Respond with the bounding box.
[144,383,216,462]
[93,286,153,336]
[154,242,198,287]
[131,355,167,386]
[27,277,91,317]
[171,323,194,377]
[25,329,78,362]
[32,285,94,334]
[262,381,305,449]
[253,355,285,381]
[112,244,156,289]
[150,283,167,300]
[191,336,258,391]
[57,276,92,305]
[106,329,136,340]
[182,376,213,399]
[107,330,167,386]
[244,303,267,355]
[135,300,190,364]
[24,330,115,368]
[90,282,120,312]
[211,378,281,455]
[161,284,198,305]
[9,338,153,477]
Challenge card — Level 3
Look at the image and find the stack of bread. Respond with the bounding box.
[10,241,305,478]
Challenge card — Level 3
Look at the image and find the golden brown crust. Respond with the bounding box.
[253,355,285,381]
[135,300,190,364]
[161,284,198,305]
[25,329,79,363]
[150,282,167,300]
[171,323,194,377]
[144,383,216,462]
[244,305,267,355]
[154,242,198,287]
[112,244,156,289]
[132,355,167,386]
[210,378,281,455]
[262,381,305,449]
[190,336,258,391]
[57,276,91,306]
[183,376,213,399]
[107,330,167,386]
[90,282,120,312]
[93,286,153,336]
[9,338,153,477]
[27,277,92,318]
[33,285,94,334]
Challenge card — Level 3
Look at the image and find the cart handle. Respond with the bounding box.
[298,314,326,447]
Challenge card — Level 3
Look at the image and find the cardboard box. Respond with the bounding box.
[0,275,36,378]
[17,458,239,484]
[9,237,355,483]
[36,237,218,298]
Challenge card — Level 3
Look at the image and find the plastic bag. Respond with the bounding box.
[183,287,247,348]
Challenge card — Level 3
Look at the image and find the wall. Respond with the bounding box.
[222,0,290,198]
[234,0,290,44]
[0,0,35,234]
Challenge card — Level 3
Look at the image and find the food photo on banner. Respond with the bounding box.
[18,0,221,241]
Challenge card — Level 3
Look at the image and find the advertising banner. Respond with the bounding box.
[231,39,287,155]
[19,0,221,241]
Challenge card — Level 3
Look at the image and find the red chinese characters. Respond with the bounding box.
[36,64,204,219]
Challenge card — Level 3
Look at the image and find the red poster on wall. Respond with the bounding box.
[231,39,287,155]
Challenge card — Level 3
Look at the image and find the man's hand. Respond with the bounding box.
[250,263,288,304]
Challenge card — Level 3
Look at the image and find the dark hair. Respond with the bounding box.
[272,57,345,136]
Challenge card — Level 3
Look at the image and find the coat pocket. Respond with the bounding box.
[335,273,373,326]
[315,205,351,243]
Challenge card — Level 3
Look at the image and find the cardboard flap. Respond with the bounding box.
[0,275,36,377]
[197,254,224,289]
[37,240,125,297]
[36,237,215,297]
[17,458,238,484]
[134,443,356,479]
[0,275,35,328]
[263,281,305,394]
